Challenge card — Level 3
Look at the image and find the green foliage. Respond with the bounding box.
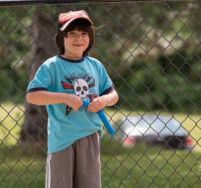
[117,51,201,112]
[88,2,201,113]
[0,7,31,102]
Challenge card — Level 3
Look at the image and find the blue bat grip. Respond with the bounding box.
[97,111,115,135]
[82,100,115,135]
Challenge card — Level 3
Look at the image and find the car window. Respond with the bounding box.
[122,116,186,136]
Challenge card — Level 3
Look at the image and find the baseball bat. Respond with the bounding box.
[82,100,115,135]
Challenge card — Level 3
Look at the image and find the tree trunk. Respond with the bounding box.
[20,9,57,146]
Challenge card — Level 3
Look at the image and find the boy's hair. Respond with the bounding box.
[55,19,94,57]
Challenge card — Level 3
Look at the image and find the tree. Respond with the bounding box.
[20,8,58,146]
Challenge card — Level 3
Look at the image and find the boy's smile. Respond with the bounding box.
[63,29,89,60]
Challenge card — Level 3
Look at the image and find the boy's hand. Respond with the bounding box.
[87,96,107,112]
[65,94,83,112]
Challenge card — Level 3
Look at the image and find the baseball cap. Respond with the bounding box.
[59,10,93,31]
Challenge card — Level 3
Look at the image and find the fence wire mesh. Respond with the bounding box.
[0,1,201,188]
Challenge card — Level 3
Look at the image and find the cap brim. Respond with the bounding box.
[60,17,93,31]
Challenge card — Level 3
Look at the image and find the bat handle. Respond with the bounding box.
[82,100,115,135]
[82,100,89,108]
[97,110,115,135]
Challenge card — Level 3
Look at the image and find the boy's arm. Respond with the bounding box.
[87,88,119,112]
[26,91,82,112]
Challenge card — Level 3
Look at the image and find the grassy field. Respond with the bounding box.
[1,103,201,188]
[1,139,201,188]
[101,139,201,188]
[0,102,24,146]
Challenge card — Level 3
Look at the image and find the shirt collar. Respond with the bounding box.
[58,55,85,63]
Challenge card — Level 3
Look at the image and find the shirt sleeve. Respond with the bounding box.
[98,63,114,96]
[27,64,52,93]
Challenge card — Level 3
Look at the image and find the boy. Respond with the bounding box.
[26,10,119,188]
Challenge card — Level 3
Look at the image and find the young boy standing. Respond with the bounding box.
[26,10,118,188]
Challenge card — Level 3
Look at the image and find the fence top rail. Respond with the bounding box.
[0,0,197,6]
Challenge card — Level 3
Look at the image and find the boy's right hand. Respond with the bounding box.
[64,94,83,112]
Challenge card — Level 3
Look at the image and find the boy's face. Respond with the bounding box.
[64,29,90,59]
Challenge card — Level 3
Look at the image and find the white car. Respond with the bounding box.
[115,115,193,150]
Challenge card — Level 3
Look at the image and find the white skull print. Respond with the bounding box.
[74,79,89,99]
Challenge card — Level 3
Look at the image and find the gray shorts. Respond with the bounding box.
[45,132,101,188]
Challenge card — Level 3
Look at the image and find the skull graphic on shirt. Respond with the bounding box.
[74,79,89,99]
[61,75,98,115]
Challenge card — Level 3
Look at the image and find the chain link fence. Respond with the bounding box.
[1,0,201,187]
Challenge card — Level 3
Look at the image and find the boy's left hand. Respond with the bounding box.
[87,96,107,112]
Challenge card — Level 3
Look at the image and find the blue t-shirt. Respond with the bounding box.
[27,55,113,153]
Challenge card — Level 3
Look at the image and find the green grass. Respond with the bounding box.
[1,139,201,188]
[0,157,45,188]
[1,102,201,187]
[101,137,201,188]
[176,114,201,152]
[0,102,24,146]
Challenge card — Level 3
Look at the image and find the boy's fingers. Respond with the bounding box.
[88,102,96,111]
[88,104,100,112]
[73,98,83,112]
[88,99,105,112]
[73,107,78,112]
[79,99,83,107]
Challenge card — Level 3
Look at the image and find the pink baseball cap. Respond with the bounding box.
[59,10,93,31]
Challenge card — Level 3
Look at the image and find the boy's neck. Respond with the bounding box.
[61,54,83,61]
